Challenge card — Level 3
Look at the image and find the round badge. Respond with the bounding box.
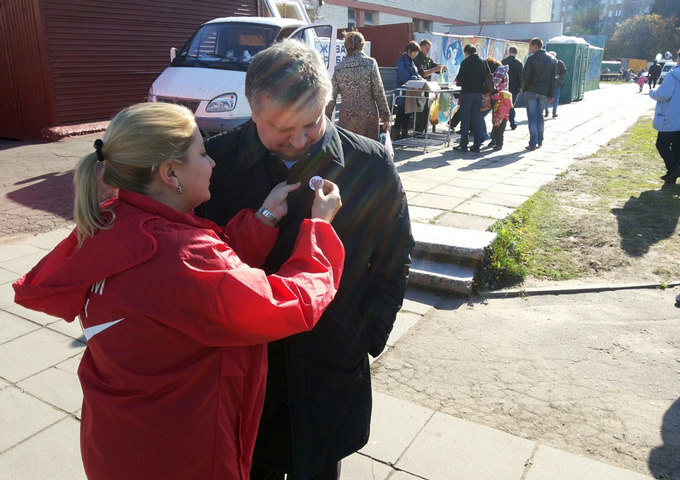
[309,176,324,191]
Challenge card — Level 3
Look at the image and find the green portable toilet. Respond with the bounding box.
[546,36,590,103]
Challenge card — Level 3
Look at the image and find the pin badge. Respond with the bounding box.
[309,176,324,191]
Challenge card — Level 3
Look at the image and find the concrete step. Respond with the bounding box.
[409,258,477,296]
[409,223,497,296]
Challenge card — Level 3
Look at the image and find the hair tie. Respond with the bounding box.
[93,139,104,162]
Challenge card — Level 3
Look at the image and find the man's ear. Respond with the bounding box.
[157,159,179,190]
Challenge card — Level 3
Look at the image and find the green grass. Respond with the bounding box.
[476,117,678,291]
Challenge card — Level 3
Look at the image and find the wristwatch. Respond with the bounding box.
[257,206,279,225]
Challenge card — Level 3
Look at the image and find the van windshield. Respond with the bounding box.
[662,63,676,73]
[172,23,282,70]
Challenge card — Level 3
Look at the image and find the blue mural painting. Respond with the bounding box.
[586,46,604,91]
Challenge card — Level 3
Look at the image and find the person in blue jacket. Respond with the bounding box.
[650,50,680,184]
[393,41,423,140]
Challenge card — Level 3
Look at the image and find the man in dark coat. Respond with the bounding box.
[648,60,662,90]
[195,39,414,480]
[453,43,486,152]
[501,45,524,130]
[522,37,556,150]
[414,38,445,133]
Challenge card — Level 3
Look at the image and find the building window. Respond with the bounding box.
[422,20,432,32]
[608,10,612,16]
[615,9,621,15]
[364,11,375,26]
[348,8,356,28]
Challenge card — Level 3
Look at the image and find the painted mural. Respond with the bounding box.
[586,46,604,91]
[413,32,530,122]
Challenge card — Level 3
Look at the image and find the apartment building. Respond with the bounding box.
[309,0,552,32]
[552,0,654,35]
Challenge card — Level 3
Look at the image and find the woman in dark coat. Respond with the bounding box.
[393,40,423,140]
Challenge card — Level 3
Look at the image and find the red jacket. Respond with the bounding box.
[13,190,344,480]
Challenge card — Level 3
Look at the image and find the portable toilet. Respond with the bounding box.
[546,36,590,103]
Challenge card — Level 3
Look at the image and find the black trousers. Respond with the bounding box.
[250,461,341,480]
[415,103,430,133]
[509,92,518,128]
[656,130,680,173]
[393,105,411,140]
[492,119,508,147]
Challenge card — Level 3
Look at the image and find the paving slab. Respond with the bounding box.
[525,445,653,480]
[0,387,67,452]
[395,412,536,480]
[0,328,85,382]
[0,417,86,480]
[436,211,497,230]
[474,190,531,208]
[454,200,516,219]
[342,453,392,480]
[0,309,40,344]
[17,361,83,414]
[360,391,434,465]
[408,192,467,210]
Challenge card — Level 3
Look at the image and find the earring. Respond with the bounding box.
[177,184,183,194]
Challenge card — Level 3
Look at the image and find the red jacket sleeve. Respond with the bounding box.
[162,219,345,347]
[222,208,278,267]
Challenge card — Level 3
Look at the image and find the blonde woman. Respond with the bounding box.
[13,102,344,480]
[325,31,391,139]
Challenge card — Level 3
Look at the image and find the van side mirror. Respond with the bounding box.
[170,47,177,62]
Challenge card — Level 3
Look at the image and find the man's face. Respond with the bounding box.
[530,44,539,54]
[421,44,431,56]
[251,95,326,161]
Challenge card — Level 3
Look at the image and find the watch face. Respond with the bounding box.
[309,176,324,191]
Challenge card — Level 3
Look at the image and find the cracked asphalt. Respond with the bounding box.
[372,288,680,479]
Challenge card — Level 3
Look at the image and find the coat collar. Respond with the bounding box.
[233,117,345,172]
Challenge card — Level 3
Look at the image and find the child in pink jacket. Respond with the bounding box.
[491,89,514,151]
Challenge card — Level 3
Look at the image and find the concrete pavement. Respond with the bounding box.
[0,83,665,478]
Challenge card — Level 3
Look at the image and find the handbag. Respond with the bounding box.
[481,93,491,112]
[483,61,495,94]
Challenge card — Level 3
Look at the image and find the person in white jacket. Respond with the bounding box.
[650,51,680,184]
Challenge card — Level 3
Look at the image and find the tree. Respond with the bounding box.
[651,0,680,26]
[568,0,604,34]
[604,14,680,61]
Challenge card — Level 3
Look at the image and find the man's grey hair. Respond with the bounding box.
[245,39,332,114]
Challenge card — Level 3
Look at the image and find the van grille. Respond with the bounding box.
[157,97,200,113]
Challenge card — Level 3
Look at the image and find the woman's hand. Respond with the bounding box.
[311,179,341,223]
[258,181,301,226]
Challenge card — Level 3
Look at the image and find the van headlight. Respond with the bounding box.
[206,94,237,112]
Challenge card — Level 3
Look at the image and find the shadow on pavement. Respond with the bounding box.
[648,397,680,480]
[611,184,680,257]
[0,138,44,152]
[6,171,75,220]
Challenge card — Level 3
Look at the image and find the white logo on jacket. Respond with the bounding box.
[79,279,124,340]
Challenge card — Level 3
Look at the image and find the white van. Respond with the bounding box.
[148,2,336,137]
[659,61,677,85]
